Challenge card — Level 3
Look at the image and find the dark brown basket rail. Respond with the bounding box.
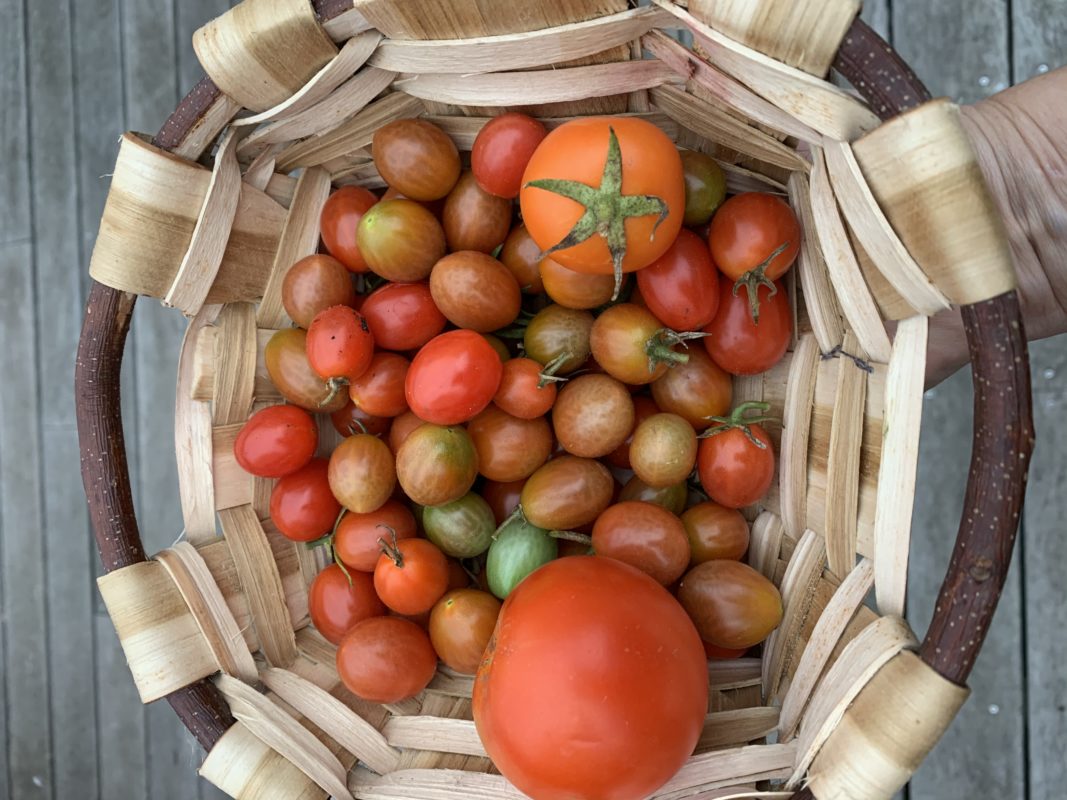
[74,9,1035,796]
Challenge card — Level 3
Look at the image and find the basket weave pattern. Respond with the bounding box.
[78,1,1034,798]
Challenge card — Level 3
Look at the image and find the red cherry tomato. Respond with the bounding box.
[492,357,558,420]
[406,330,504,425]
[308,565,385,645]
[306,305,375,386]
[337,616,438,703]
[320,186,377,273]
[471,112,548,199]
[269,458,341,542]
[334,499,417,572]
[349,352,410,418]
[703,277,792,376]
[359,282,446,352]
[696,404,776,509]
[636,228,720,331]
[374,537,450,615]
[234,405,318,478]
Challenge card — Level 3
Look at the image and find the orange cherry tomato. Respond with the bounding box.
[493,357,559,420]
[429,588,502,674]
[695,403,776,509]
[374,537,450,615]
[320,186,377,273]
[539,256,615,310]
[328,433,396,514]
[468,404,553,482]
[334,499,417,572]
[337,617,438,703]
[591,501,690,586]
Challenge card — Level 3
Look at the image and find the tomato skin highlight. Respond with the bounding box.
[360,282,445,352]
[406,330,504,425]
[309,565,385,645]
[472,112,547,199]
[320,186,377,273]
[474,556,708,800]
[636,228,720,331]
[337,616,438,703]
[703,278,792,376]
[234,404,318,478]
[269,458,341,542]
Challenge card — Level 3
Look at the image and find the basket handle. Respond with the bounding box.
[75,11,1034,787]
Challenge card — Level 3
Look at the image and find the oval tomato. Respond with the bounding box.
[374,537,449,615]
[552,374,634,459]
[264,328,349,414]
[589,303,697,386]
[357,198,447,282]
[372,118,460,201]
[618,474,687,515]
[406,330,503,425]
[281,254,356,327]
[360,282,446,352]
[629,412,697,489]
[423,492,496,559]
[468,404,553,482]
[442,170,513,253]
[337,616,438,703]
[320,186,377,273]
[309,565,385,645]
[520,456,613,531]
[429,589,502,674]
[681,502,750,564]
[395,424,479,507]
[696,403,776,509]
[677,560,783,649]
[649,346,732,431]
[679,150,726,226]
[234,404,318,478]
[334,499,417,572]
[592,501,690,586]
[703,277,792,376]
[485,516,557,599]
[328,433,396,514]
[306,305,374,387]
[499,223,545,294]
[472,112,547,198]
[429,252,521,333]
[349,352,410,418]
[474,556,707,800]
[522,305,593,376]
[386,409,427,454]
[636,228,720,331]
[493,357,558,420]
[481,479,525,525]
[269,458,341,542]
[540,256,615,310]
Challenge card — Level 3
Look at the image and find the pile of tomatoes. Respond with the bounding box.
[234,110,798,798]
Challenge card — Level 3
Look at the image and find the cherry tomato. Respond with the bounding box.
[337,616,438,703]
[349,352,410,418]
[630,412,697,488]
[523,305,593,376]
[619,474,687,515]
[360,282,446,352]
[372,118,460,201]
[330,400,390,438]
[264,328,348,414]
[485,517,557,599]
[592,501,690,586]
[520,117,685,291]
[334,499,417,572]
[589,303,698,386]
[493,357,558,420]
[468,404,553,482]
[539,256,615,310]
[636,229,720,330]
[472,112,547,198]
[677,560,783,649]
[442,170,513,253]
[309,565,385,645]
[679,150,726,226]
[406,330,503,425]
[604,394,659,470]
[374,537,449,615]
[703,278,792,375]
[357,199,446,282]
[328,433,396,514]
[423,492,496,558]
[520,456,613,531]
[552,374,634,459]
[429,252,521,333]
[681,501,750,564]
[395,424,479,507]
[482,479,525,525]
[709,192,799,320]
[649,345,732,431]
[696,404,776,509]
[381,185,445,218]
[320,186,377,273]
[387,409,427,454]
[499,224,545,294]
[482,334,511,363]
[474,556,707,800]
[306,306,375,390]
[429,589,501,674]
[269,458,341,542]
[281,254,356,327]
[234,404,317,478]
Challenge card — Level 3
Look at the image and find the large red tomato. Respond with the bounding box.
[520,117,685,293]
[474,556,707,800]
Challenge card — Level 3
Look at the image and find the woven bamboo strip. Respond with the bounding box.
[219,505,298,666]
[274,92,425,172]
[643,31,821,144]
[260,667,402,775]
[763,530,826,699]
[749,512,784,580]
[721,161,787,194]
[350,767,523,800]
[650,86,808,173]
[192,326,280,402]
[708,659,763,691]
[382,717,486,757]
[265,173,298,208]
[212,423,252,511]
[656,743,797,798]
[777,558,874,741]
[164,128,242,315]
[425,669,474,698]
[244,144,284,189]
[156,542,259,683]
[789,615,917,787]
[788,173,844,353]
[260,518,313,630]
[808,149,891,362]
[200,721,325,799]
[322,6,374,42]
[175,94,243,163]
[823,331,869,578]
[212,302,257,424]
[215,674,353,799]
[395,60,679,108]
[652,0,878,141]
[234,33,382,126]
[778,335,819,541]
[240,67,397,153]
[257,167,333,327]
[392,694,490,773]
[698,707,780,750]
[369,6,669,74]
[823,139,950,317]
[175,307,221,542]
[848,231,914,321]
[873,315,928,617]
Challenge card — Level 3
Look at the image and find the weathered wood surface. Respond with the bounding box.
[0,0,1064,797]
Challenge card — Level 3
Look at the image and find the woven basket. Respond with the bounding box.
[75,1,1036,798]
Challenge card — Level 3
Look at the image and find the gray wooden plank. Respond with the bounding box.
[27,0,101,795]
[1012,0,1067,82]
[95,615,148,800]
[893,5,1026,798]
[860,0,890,39]
[0,0,31,244]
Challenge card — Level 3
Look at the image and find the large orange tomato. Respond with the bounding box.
[520,117,685,294]
[473,556,707,800]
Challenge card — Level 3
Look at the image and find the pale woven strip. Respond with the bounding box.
[789,615,918,787]
[382,717,487,758]
[191,327,281,403]
[322,6,374,42]
[748,511,784,581]
[709,658,762,691]
[698,707,780,751]
[260,666,402,775]
[212,302,257,425]
[778,335,819,542]
[874,316,929,617]
[654,743,797,797]
[788,173,845,353]
[778,558,874,740]
[156,542,258,683]
[199,721,324,798]
[214,674,354,799]
[213,422,254,511]
[805,650,970,800]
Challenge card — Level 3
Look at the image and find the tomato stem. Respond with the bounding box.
[346,418,368,436]
[732,240,790,324]
[377,525,403,567]
[537,352,571,388]
[700,401,777,449]
[645,328,708,374]
[320,376,349,408]
[548,530,593,546]
[492,505,527,541]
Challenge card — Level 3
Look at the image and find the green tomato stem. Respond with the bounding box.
[320,376,349,409]
[732,240,790,324]
[548,530,593,546]
[377,525,403,567]
[700,401,778,449]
